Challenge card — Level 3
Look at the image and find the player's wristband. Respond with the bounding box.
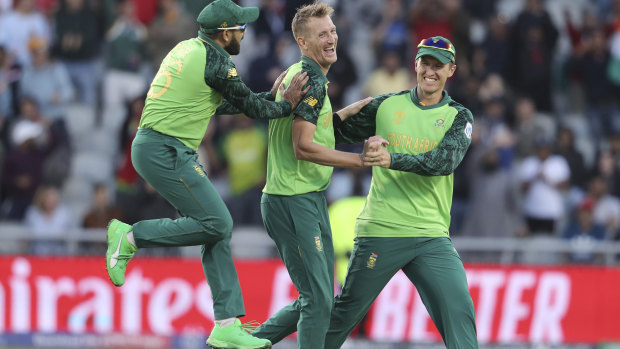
[333,112,343,129]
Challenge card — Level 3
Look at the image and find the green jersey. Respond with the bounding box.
[263,56,334,195]
[336,88,474,238]
[140,32,292,150]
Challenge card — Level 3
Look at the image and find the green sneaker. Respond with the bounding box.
[207,319,272,349]
[105,219,137,287]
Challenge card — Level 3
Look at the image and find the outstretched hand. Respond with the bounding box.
[336,96,373,120]
[362,136,391,168]
[280,71,310,110]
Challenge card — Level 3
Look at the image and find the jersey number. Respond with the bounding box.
[148,59,183,99]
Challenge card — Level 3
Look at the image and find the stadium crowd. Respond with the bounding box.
[0,0,619,264]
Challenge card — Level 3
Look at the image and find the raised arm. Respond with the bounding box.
[207,58,308,119]
[334,94,393,144]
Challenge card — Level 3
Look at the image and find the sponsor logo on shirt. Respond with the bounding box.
[391,110,406,125]
[304,96,318,107]
[434,117,445,129]
[193,164,206,178]
[227,68,238,78]
[367,253,378,269]
[314,235,323,252]
[464,121,473,139]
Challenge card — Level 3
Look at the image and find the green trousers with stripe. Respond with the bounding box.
[130,128,245,320]
[325,236,478,349]
[253,192,334,349]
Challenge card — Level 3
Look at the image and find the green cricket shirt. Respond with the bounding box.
[139,32,291,151]
[336,88,474,237]
[263,56,334,195]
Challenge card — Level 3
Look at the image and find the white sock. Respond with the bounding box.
[215,317,236,328]
[126,231,137,248]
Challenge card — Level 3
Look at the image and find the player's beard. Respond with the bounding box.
[224,37,241,55]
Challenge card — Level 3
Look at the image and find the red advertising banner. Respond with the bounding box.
[0,256,619,345]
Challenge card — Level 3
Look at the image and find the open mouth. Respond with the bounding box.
[324,46,336,55]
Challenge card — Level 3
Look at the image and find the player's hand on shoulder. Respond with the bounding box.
[280,71,310,110]
[337,96,373,120]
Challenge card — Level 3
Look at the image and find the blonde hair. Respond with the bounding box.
[291,2,334,39]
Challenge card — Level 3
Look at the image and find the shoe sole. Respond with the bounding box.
[206,339,271,349]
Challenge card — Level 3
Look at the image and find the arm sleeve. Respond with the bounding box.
[390,106,474,176]
[334,94,392,144]
[215,91,274,115]
[206,56,291,119]
[291,79,325,124]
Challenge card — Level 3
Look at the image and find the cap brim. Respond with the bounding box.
[238,7,259,24]
[415,48,453,64]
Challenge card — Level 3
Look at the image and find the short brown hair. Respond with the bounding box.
[291,2,334,39]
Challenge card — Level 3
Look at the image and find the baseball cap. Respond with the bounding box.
[197,0,259,34]
[415,36,456,64]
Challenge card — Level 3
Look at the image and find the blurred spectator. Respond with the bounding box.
[518,137,570,235]
[23,185,75,254]
[565,27,620,139]
[10,96,71,186]
[506,0,558,112]
[326,44,358,110]
[461,146,523,237]
[475,15,510,78]
[562,197,606,264]
[371,0,409,63]
[585,175,620,240]
[0,46,16,119]
[362,50,411,96]
[221,116,268,226]
[0,120,46,220]
[555,125,587,190]
[83,183,123,228]
[246,34,291,94]
[20,38,75,120]
[0,0,50,67]
[513,96,555,159]
[411,0,472,63]
[103,0,148,111]
[147,0,196,73]
[52,0,103,106]
[253,0,286,45]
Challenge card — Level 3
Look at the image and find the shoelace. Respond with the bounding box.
[115,253,134,261]
[241,320,262,333]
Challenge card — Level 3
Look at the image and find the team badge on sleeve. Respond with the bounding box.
[464,122,473,139]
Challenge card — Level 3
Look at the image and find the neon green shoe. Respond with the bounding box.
[105,219,137,287]
[207,319,272,349]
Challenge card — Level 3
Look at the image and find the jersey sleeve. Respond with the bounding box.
[292,77,325,125]
[215,91,274,115]
[334,94,392,144]
[205,53,291,119]
[390,105,474,176]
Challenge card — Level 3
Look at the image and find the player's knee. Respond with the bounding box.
[199,213,233,240]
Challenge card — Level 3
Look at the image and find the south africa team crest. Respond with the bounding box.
[367,253,378,269]
[314,236,323,252]
[193,164,206,178]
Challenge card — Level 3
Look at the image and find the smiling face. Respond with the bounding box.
[297,15,337,74]
[414,55,455,101]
